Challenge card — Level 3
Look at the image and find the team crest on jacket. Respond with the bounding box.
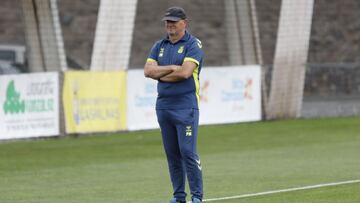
[178,46,184,53]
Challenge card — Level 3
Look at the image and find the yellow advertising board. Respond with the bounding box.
[63,71,127,133]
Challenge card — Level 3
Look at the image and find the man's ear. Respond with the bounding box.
[181,19,187,28]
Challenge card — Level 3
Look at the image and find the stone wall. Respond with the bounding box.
[1,0,360,96]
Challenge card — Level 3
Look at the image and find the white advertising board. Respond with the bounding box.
[0,72,59,140]
[127,66,261,131]
[199,65,261,125]
[127,70,159,130]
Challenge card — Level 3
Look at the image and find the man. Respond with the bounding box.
[144,6,204,203]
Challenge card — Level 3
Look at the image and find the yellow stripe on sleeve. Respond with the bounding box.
[146,58,157,63]
[185,57,200,107]
[192,66,200,107]
[184,57,199,66]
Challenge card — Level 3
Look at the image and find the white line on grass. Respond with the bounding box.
[200,179,360,202]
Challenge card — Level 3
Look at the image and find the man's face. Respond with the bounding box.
[165,20,186,37]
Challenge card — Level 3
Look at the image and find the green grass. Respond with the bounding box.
[0,117,360,202]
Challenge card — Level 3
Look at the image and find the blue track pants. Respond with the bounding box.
[156,108,203,202]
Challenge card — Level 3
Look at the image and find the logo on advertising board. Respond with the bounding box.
[72,80,81,125]
[3,80,25,114]
[221,79,253,102]
[135,82,156,107]
[244,79,253,100]
[200,80,210,103]
[3,80,55,115]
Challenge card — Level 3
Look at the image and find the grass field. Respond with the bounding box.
[1,117,360,202]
